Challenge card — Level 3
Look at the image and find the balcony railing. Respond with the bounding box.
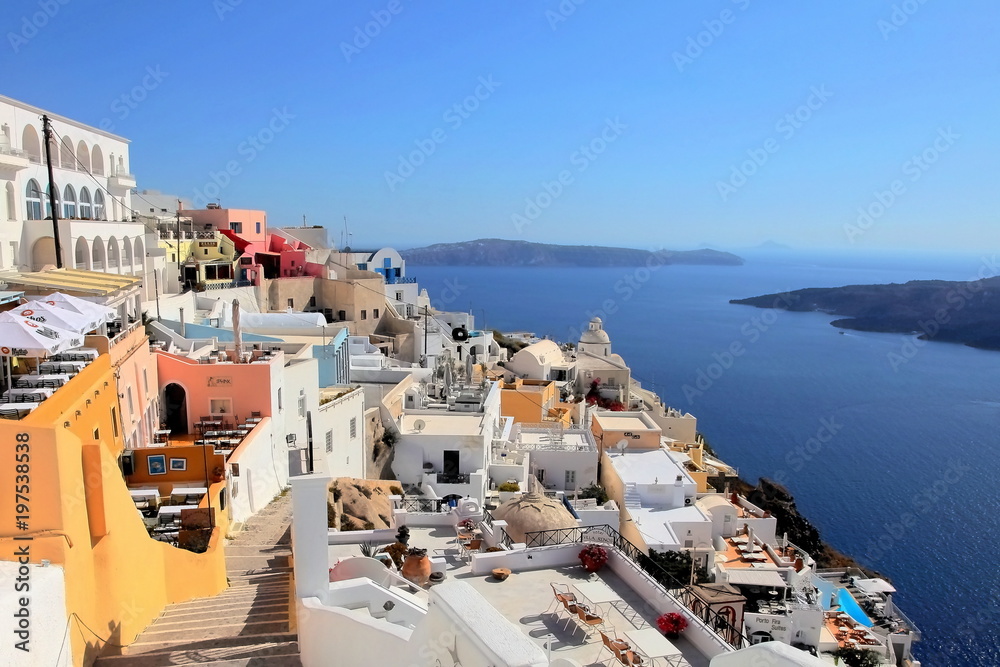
[397,497,445,513]
[524,524,749,650]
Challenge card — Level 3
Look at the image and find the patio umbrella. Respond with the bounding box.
[232,299,243,363]
[0,313,83,389]
[16,300,95,334]
[37,292,116,329]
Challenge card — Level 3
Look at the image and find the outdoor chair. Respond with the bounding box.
[575,604,607,637]
[546,582,576,615]
[460,539,482,560]
[557,593,581,631]
[597,630,631,664]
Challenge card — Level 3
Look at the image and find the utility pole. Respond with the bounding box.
[423,305,429,366]
[41,115,63,268]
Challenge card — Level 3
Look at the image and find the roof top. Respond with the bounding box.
[4,268,142,297]
[608,449,689,486]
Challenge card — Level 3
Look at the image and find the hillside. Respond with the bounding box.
[400,239,744,267]
[731,276,1000,350]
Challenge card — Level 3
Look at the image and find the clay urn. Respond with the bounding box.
[401,547,431,586]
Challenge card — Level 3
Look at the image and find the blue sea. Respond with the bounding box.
[413,251,1000,666]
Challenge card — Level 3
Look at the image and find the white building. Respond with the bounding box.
[0,95,162,300]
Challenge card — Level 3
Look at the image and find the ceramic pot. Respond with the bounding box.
[401,548,431,586]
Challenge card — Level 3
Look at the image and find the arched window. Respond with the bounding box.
[93,190,105,220]
[44,185,60,219]
[63,184,76,218]
[25,180,42,220]
[76,141,91,173]
[91,144,105,176]
[21,126,41,163]
[79,187,92,219]
[5,183,15,221]
[60,136,75,169]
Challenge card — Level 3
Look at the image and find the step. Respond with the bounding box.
[97,637,299,664]
[165,589,289,611]
[148,610,290,633]
[165,593,289,614]
[128,626,293,654]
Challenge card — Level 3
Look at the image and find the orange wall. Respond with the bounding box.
[590,416,662,453]
[0,357,226,667]
[499,379,566,424]
[127,445,226,490]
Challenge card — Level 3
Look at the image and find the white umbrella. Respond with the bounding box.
[0,313,83,356]
[16,301,95,334]
[37,292,116,328]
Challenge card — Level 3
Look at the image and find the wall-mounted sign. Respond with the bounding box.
[622,431,641,439]
[198,241,216,247]
[581,527,616,546]
[207,376,232,387]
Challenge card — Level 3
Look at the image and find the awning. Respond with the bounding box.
[854,578,896,595]
[219,228,251,252]
[725,569,787,589]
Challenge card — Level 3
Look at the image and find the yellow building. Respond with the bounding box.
[158,229,238,288]
[0,326,227,666]
[498,378,572,426]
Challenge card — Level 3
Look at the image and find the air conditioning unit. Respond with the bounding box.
[120,451,134,476]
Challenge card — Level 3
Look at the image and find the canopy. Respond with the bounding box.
[725,569,787,589]
[853,578,897,596]
[16,300,96,334]
[0,312,84,357]
[36,292,116,329]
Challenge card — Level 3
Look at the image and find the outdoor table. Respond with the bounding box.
[245,416,263,424]
[129,488,160,510]
[153,429,172,443]
[157,504,199,525]
[51,348,98,362]
[3,387,54,402]
[39,360,86,374]
[13,373,70,388]
[624,628,684,666]
[573,580,622,615]
[170,487,208,505]
[0,403,37,419]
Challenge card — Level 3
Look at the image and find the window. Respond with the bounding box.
[143,369,148,393]
[350,417,357,439]
[44,184,59,218]
[127,389,134,414]
[79,187,91,218]
[110,408,118,437]
[63,184,76,218]
[287,298,294,309]
[297,393,305,417]
[5,183,15,221]
[230,222,242,233]
[684,540,694,548]
[373,308,379,319]
[210,398,231,414]
[93,190,105,219]
[395,291,403,301]
[204,249,208,255]
[25,180,41,220]
[277,388,282,410]
[256,222,261,234]
[308,296,316,308]
[565,470,576,487]
[361,310,367,320]
[325,430,333,453]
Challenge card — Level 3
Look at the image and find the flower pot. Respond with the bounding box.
[401,548,431,586]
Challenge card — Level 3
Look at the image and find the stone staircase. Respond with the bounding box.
[95,494,300,666]
[623,482,642,509]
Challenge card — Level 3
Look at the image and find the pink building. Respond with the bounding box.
[178,205,268,245]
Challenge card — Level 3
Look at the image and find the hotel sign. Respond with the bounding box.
[581,527,615,546]
[207,376,232,387]
[198,241,216,247]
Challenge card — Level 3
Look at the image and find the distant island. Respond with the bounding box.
[400,239,744,267]
[731,276,1000,350]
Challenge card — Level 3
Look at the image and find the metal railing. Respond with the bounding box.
[524,524,749,650]
[397,497,445,513]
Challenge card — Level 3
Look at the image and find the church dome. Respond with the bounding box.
[579,316,611,345]
[492,491,577,543]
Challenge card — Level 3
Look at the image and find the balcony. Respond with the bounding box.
[108,171,136,190]
[0,146,30,176]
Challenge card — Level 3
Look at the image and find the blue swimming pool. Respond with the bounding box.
[837,588,874,627]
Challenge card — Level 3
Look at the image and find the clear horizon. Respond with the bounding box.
[4,1,998,253]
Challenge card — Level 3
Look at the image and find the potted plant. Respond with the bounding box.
[497,481,520,502]
[400,547,431,587]
[578,544,609,573]
[656,612,688,639]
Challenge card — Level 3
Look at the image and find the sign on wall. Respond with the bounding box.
[207,376,233,387]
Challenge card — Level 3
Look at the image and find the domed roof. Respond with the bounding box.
[580,328,611,345]
[492,491,577,543]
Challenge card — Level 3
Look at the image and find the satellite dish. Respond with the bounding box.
[615,439,628,454]
[413,419,426,433]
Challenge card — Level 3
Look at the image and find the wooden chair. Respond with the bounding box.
[546,582,576,615]
[557,593,581,631]
[575,603,606,637]
[460,539,482,560]
[597,630,633,664]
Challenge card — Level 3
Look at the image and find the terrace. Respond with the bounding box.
[326,524,715,666]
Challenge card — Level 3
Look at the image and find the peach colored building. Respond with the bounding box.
[590,410,662,453]
[178,205,267,245]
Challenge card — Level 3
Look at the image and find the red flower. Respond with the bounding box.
[656,612,688,635]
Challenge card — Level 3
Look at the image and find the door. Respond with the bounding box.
[442,450,460,481]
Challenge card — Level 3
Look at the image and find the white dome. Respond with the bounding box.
[580,329,611,345]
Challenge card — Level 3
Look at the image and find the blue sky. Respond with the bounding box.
[3,0,998,252]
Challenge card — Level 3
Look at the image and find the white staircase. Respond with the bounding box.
[624,483,642,509]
